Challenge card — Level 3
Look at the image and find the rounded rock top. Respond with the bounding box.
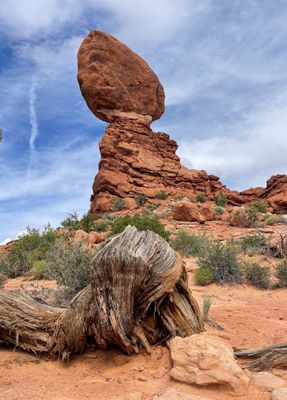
[77,30,165,124]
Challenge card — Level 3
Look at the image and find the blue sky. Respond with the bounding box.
[0,0,287,242]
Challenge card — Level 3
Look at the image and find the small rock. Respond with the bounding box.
[252,372,285,392]
[271,387,287,400]
[152,388,216,400]
[113,353,131,366]
[173,201,205,223]
[168,333,250,395]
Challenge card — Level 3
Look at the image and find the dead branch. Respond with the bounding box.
[235,342,287,371]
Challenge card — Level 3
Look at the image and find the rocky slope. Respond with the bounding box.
[77,30,286,214]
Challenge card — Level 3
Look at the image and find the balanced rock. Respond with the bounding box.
[77,31,287,214]
[78,30,165,123]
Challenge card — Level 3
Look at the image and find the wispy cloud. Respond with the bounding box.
[26,75,38,179]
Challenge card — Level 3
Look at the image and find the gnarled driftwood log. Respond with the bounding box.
[235,342,287,371]
[0,226,203,359]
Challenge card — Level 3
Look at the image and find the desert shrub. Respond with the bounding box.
[135,193,148,206]
[198,239,242,284]
[94,221,110,232]
[241,233,268,253]
[60,212,82,230]
[174,194,191,201]
[61,212,101,232]
[196,193,205,203]
[111,214,170,241]
[112,198,125,211]
[263,214,279,225]
[44,238,94,297]
[215,194,228,207]
[202,296,213,318]
[0,272,7,287]
[231,206,259,228]
[214,206,224,215]
[154,190,169,200]
[193,267,215,286]
[146,202,161,211]
[2,225,57,278]
[252,199,268,213]
[242,260,270,289]
[170,230,211,257]
[275,259,287,287]
[31,260,47,280]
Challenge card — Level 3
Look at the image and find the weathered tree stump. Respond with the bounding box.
[0,226,203,359]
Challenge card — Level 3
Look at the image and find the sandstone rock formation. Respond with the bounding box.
[78,30,165,124]
[168,333,250,396]
[89,119,226,213]
[173,202,206,223]
[77,30,286,214]
[271,387,287,400]
[252,372,285,392]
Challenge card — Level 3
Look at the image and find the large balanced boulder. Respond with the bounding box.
[77,30,165,123]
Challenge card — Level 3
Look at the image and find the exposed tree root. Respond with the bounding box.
[0,226,204,358]
[235,342,287,371]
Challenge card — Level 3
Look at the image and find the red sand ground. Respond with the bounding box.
[1,221,286,400]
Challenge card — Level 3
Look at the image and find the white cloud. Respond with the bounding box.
[177,92,287,189]
[1,0,287,241]
[0,0,83,39]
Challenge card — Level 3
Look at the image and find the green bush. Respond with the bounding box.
[170,230,211,257]
[174,194,190,201]
[135,193,148,206]
[31,260,47,280]
[215,194,228,207]
[275,259,287,287]
[2,225,57,278]
[193,268,215,286]
[252,200,268,213]
[198,239,242,284]
[241,233,268,253]
[231,206,259,228]
[111,214,170,241]
[112,198,125,211]
[61,212,101,232]
[263,214,279,225]
[242,260,270,289]
[94,221,110,232]
[154,190,169,200]
[44,238,94,297]
[196,193,205,203]
[214,206,224,215]
[0,272,7,287]
[146,202,161,211]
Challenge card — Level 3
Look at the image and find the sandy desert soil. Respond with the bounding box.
[1,221,287,400]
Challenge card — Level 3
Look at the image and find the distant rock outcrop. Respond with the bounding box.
[77,30,287,214]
